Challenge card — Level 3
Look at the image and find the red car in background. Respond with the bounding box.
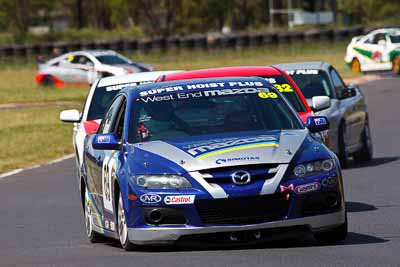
[157,66,318,123]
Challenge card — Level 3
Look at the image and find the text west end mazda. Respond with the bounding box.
[80,77,347,250]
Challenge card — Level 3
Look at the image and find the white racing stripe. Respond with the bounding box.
[260,164,289,194]
[189,171,228,199]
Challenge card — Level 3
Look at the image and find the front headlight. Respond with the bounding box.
[134,175,192,189]
[293,159,335,178]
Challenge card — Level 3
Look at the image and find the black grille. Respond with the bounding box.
[142,207,186,225]
[199,164,279,174]
[302,191,341,216]
[199,164,278,184]
[195,193,290,225]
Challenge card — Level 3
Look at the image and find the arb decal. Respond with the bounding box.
[140,193,162,204]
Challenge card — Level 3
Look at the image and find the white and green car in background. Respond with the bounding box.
[345,28,400,74]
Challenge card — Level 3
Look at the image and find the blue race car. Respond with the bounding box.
[80,77,347,250]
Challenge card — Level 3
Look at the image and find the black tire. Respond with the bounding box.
[338,123,350,168]
[41,75,55,87]
[392,55,400,74]
[353,122,373,162]
[116,191,136,251]
[315,215,348,244]
[83,188,103,243]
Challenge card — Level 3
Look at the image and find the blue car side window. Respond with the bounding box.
[99,96,124,134]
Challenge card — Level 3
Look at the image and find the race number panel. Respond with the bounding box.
[102,154,117,213]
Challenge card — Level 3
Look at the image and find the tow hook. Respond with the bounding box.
[253,230,262,240]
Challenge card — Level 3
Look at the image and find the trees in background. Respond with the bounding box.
[339,0,400,25]
[0,0,399,43]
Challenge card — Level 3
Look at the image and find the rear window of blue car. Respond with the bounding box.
[129,85,303,143]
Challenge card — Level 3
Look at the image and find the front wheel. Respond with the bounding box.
[41,75,55,87]
[117,192,136,251]
[392,55,400,74]
[353,122,373,162]
[315,215,348,244]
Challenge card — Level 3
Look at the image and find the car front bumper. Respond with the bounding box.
[128,209,345,245]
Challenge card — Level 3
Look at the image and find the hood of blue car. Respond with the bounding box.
[129,130,309,173]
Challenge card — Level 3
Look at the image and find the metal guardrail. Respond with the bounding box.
[0,26,380,58]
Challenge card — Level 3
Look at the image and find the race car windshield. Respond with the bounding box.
[129,87,303,143]
[287,70,332,98]
[95,55,130,65]
[261,75,307,112]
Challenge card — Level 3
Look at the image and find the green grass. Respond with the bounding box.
[130,41,356,78]
[0,41,359,174]
[0,67,89,104]
[0,105,79,173]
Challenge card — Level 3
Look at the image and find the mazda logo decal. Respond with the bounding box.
[231,170,251,185]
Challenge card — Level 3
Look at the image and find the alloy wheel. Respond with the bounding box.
[118,194,128,245]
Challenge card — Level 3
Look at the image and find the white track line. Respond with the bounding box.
[0,154,74,180]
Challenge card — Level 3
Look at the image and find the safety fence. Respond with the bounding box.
[0,26,385,58]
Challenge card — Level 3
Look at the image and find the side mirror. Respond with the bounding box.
[306,116,329,133]
[339,86,357,99]
[311,96,331,111]
[92,133,120,150]
[60,109,80,123]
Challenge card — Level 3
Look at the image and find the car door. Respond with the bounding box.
[359,33,388,71]
[85,95,124,223]
[49,55,81,83]
[71,55,97,84]
[99,98,127,223]
[331,68,364,148]
[60,54,94,84]
[79,55,99,84]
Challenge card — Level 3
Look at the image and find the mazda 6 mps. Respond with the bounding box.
[80,77,347,250]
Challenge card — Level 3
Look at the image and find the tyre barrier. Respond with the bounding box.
[0,26,396,58]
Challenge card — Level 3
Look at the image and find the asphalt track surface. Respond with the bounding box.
[1,77,400,267]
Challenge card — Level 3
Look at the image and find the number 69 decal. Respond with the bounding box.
[102,153,118,213]
[258,92,278,99]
